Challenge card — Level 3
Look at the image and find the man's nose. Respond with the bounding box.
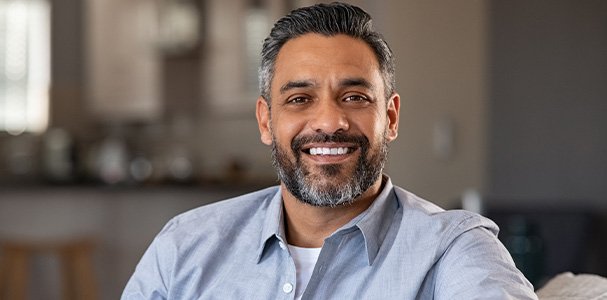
[309,99,350,134]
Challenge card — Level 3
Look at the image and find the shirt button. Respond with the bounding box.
[279,241,286,250]
[282,283,293,293]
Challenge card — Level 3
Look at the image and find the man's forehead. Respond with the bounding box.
[271,34,382,91]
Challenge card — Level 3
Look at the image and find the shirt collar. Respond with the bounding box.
[352,176,400,265]
[256,187,285,263]
[255,175,399,265]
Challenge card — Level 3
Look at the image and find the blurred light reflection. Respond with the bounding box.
[0,0,49,134]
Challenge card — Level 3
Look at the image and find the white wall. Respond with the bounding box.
[379,0,489,207]
[488,0,607,207]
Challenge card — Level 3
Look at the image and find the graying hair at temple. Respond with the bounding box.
[258,2,396,103]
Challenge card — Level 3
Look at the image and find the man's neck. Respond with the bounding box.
[281,178,383,248]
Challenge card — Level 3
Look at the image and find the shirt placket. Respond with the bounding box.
[277,238,297,299]
[299,232,350,299]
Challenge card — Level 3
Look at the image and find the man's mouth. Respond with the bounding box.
[303,146,356,156]
[291,132,366,160]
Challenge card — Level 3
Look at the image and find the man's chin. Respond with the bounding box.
[304,172,353,192]
[303,159,358,178]
[318,163,343,177]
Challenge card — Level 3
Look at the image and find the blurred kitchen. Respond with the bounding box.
[0,0,606,298]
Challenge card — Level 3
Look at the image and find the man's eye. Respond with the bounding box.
[344,95,369,102]
[287,97,310,104]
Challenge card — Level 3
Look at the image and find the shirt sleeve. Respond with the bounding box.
[434,225,538,300]
[121,233,173,300]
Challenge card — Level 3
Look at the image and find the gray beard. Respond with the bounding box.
[271,132,388,207]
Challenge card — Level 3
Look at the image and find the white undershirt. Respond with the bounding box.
[287,245,322,300]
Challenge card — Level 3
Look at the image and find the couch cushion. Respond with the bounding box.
[536,272,607,299]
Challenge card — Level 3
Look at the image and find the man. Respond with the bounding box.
[123,3,537,299]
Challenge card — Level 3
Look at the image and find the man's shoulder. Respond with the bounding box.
[159,186,279,236]
[391,187,536,298]
[392,185,499,240]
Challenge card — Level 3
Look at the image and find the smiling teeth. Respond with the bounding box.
[309,147,349,155]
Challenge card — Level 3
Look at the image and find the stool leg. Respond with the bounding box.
[0,248,5,297]
[2,247,30,300]
[74,247,97,300]
[60,243,98,300]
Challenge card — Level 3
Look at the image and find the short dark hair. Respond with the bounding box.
[259,2,395,103]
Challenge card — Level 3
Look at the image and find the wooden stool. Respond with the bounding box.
[0,239,98,300]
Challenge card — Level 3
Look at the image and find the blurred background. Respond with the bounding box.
[0,0,605,298]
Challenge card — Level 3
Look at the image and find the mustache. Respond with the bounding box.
[291,132,370,153]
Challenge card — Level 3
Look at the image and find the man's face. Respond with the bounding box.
[256,34,400,207]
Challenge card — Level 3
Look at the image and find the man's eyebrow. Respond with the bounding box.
[279,80,316,94]
[339,77,374,90]
[278,78,374,94]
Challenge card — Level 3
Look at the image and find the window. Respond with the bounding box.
[0,0,50,134]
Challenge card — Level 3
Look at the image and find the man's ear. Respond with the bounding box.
[386,93,400,142]
[256,97,273,145]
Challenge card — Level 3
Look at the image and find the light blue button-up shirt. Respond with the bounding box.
[122,177,537,299]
